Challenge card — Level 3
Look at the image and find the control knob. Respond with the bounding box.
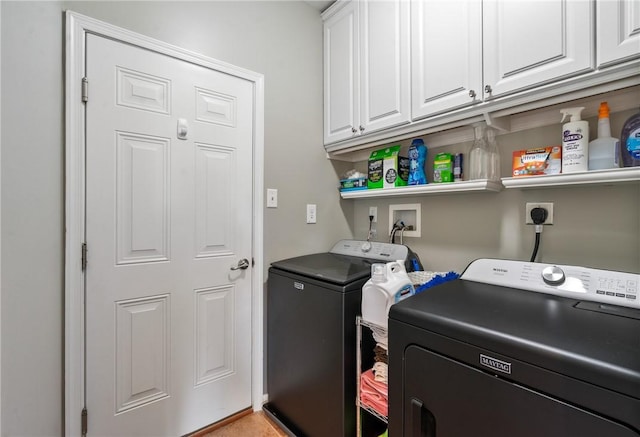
[542,266,565,285]
[361,241,372,253]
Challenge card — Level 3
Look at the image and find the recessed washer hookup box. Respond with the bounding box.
[368,145,409,189]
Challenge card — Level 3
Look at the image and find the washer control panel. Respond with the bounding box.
[462,258,639,310]
[329,239,409,262]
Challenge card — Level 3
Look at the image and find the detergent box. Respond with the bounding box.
[433,152,454,183]
[512,146,562,177]
[368,145,409,189]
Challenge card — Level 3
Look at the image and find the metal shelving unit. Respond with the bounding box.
[356,316,388,437]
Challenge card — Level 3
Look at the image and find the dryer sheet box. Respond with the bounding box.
[512,146,562,177]
[368,145,409,189]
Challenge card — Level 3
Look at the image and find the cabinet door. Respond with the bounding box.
[411,0,482,120]
[359,0,411,134]
[483,0,594,99]
[597,0,640,68]
[324,1,359,144]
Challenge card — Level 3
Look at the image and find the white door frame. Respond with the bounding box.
[64,11,264,436]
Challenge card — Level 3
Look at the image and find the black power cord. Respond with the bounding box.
[529,207,548,262]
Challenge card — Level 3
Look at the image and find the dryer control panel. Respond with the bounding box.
[462,259,639,310]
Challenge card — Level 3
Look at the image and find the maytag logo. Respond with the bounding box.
[294,282,304,290]
[492,268,508,274]
[480,354,512,374]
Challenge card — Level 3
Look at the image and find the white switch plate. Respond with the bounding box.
[267,189,278,208]
[306,204,317,224]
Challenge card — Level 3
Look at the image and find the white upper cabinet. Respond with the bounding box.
[597,0,640,68]
[323,0,410,145]
[483,0,594,99]
[411,0,483,119]
[325,0,638,157]
[359,0,411,134]
[324,1,359,144]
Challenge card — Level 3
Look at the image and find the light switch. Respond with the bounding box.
[267,189,278,208]
[306,204,317,224]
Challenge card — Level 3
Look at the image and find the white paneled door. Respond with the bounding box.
[85,33,253,436]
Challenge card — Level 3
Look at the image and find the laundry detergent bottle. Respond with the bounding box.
[408,138,428,185]
[361,261,415,329]
[561,107,589,173]
[588,102,620,170]
[620,108,640,167]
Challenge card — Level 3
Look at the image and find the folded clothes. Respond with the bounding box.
[370,325,388,349]
[360,368,388,417]
[372,361,388,384]
[374,345,388,364]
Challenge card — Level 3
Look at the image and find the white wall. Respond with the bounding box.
[0,2,351,435]
[352,110,640,274]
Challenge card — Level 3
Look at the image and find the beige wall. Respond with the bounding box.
[352,109,640,274]
[1,2,350,435]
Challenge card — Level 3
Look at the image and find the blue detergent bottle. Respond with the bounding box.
[408,138,427,185]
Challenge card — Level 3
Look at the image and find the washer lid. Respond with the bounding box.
[390,279,640,401]
[270,252,374,285]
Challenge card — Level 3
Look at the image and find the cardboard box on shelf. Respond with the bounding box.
[368,145,409,189]
[512,146,562,177]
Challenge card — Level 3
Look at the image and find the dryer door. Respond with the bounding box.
[401,345,639,437]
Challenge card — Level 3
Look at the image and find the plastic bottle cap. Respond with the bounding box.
[411,138,424,146]
[598,102,610,119]
[371,264,386,283]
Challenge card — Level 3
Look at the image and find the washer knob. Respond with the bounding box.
[542,266,565,285]
[361,241,372,253]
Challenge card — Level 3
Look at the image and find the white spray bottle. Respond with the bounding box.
[560,107,589,173]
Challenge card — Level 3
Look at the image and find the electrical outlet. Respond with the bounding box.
[369,206,378,223]
[526,202,554,225]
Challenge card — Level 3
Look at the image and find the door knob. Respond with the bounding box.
[469,89,476,99]
[231,258,250,270]
[484,84,493,94]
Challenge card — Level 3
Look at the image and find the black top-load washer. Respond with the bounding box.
[264,240,415,437]
[389,258,640,437]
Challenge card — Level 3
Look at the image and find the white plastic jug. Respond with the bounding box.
[361,261,415,329]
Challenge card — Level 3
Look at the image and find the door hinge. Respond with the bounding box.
[81,243,88,271]
[82,77,89,103]
[252,257,255,267]
[81,407,88,436]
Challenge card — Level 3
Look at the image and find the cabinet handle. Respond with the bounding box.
[484,85,492,94]
[351,127,357,134]
[359,125,365,133]
[469,90,476,99]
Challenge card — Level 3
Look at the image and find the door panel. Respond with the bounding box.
[483,0,594,98]
[402,345,638,437]
[359,0,410,133]
[116,132,170,264]
[411,0,482,119]
[597,0,640,67]
[85,33,253,436]
[323,1,359,144]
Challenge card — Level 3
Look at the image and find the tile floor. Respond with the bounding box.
[202,411,288,437]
